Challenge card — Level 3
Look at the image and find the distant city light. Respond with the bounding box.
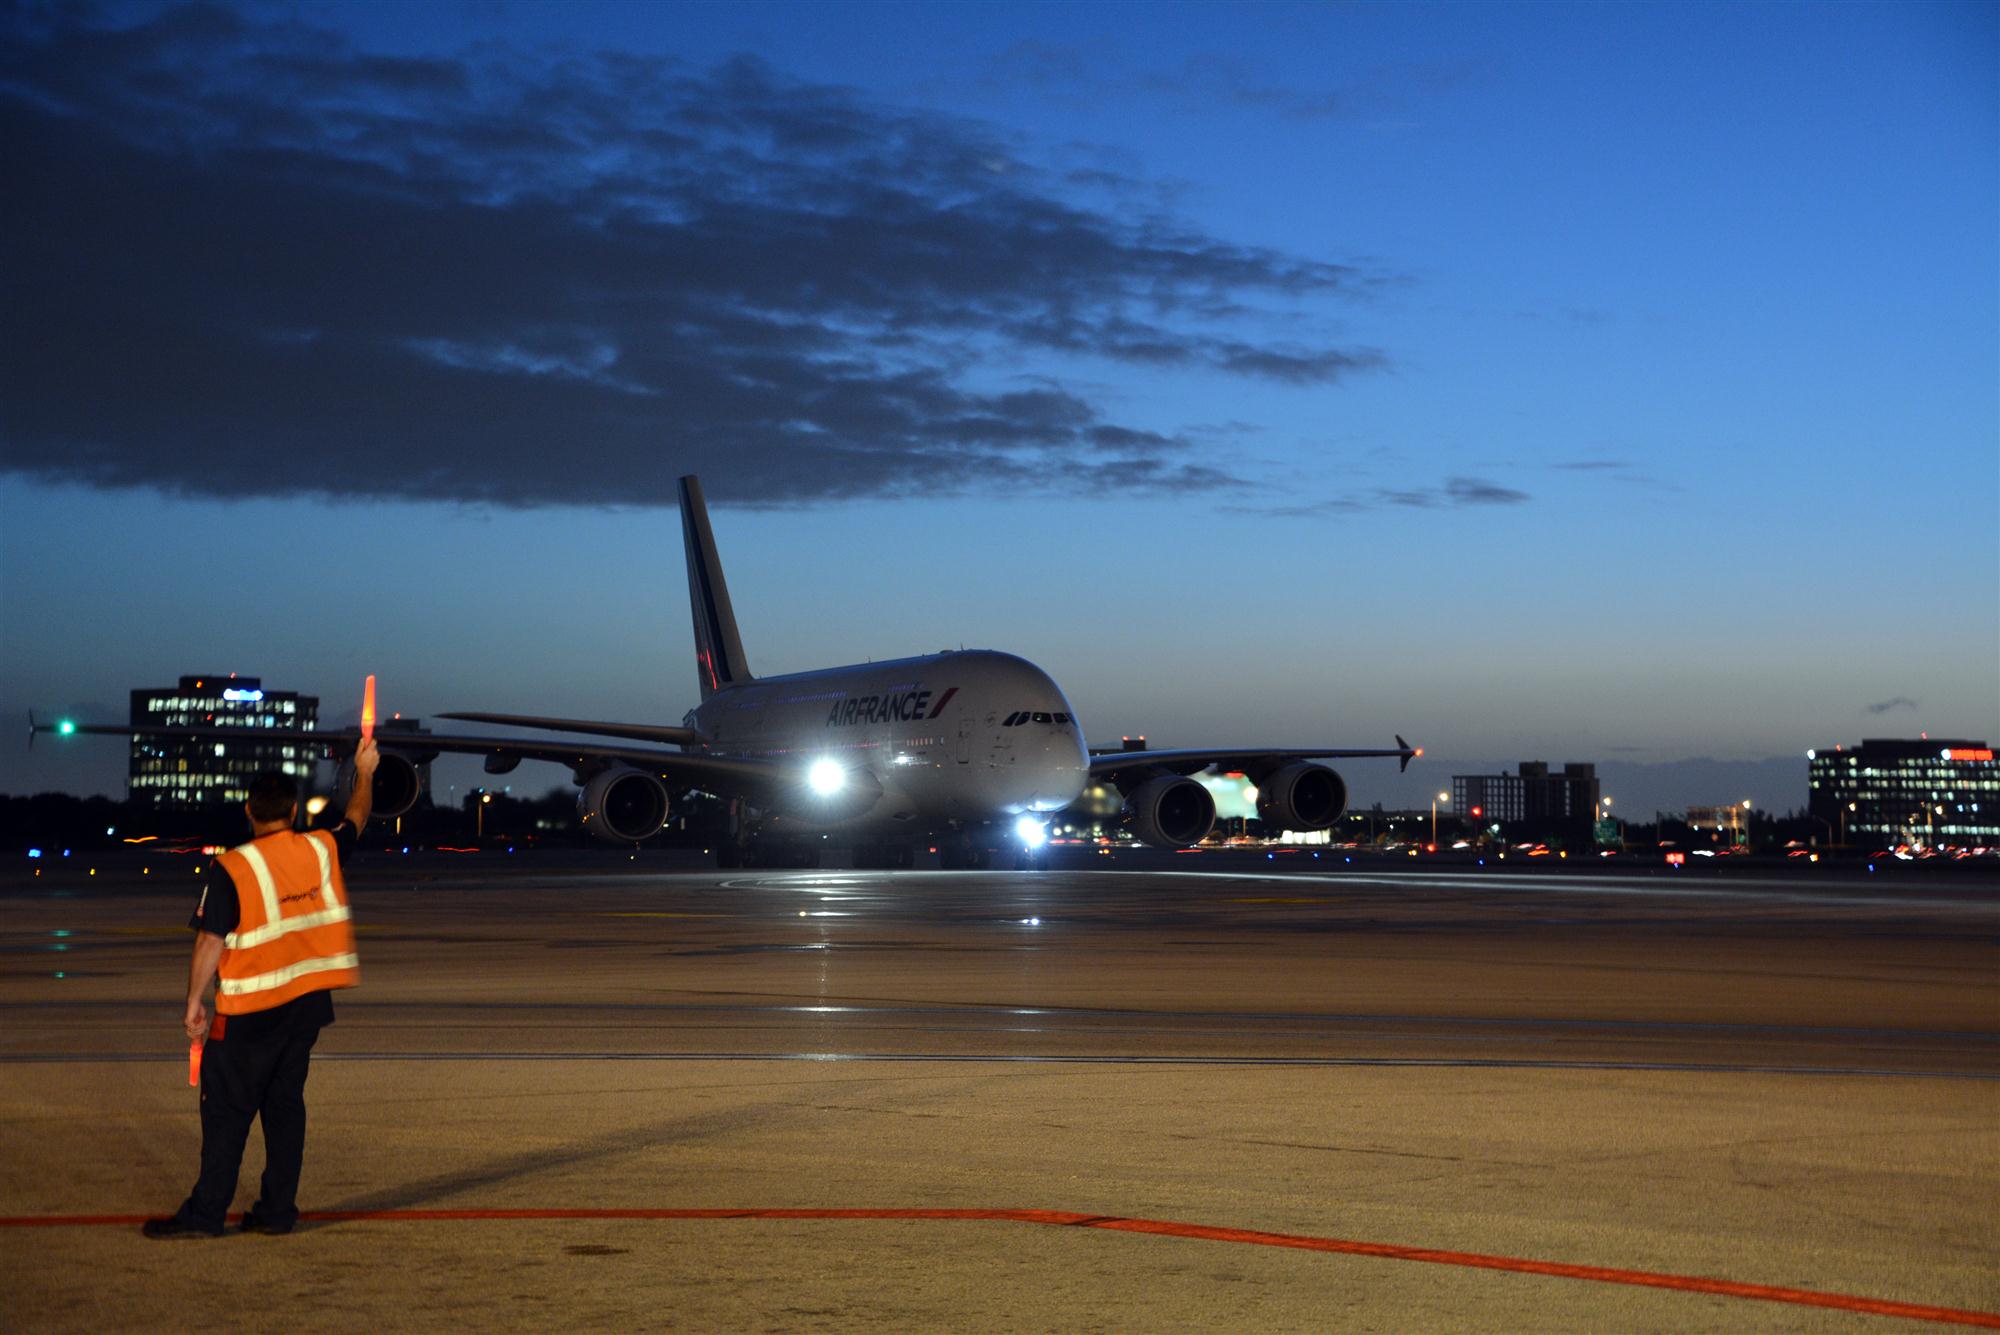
[222,688,265,702]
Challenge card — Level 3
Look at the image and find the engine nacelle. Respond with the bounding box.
[577,767,670,844]
[1255,762,1347,832]
[1124,774,1217,850]
[337,751,425,820]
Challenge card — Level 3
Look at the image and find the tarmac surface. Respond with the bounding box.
[2,851,1997,1331]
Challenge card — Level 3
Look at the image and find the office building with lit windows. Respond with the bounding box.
[129,675,319,811]
[1451,761,1601,840]
[1807,739,1999,847]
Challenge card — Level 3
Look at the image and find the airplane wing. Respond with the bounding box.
[1089,736,1418,782]
[31,720,797,807]
[434,712,701,747]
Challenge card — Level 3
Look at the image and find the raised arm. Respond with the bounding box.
[345,737,379,833]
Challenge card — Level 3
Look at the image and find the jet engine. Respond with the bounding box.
[1124,774,1217,850]
[337,751,425,820]
[1254,762,1347,832]
[577,767,670,843]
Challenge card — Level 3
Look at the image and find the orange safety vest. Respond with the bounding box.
[213,829,359,1015]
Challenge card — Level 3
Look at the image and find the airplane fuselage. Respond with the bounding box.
[688,649,1089,832]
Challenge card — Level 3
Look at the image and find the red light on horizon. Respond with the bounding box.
[1945,748,1994,761]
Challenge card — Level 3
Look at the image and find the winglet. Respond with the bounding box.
[26,710,36,752]
[1397,735,1420,773]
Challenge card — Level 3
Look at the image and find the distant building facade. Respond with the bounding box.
[129,675,319,811]
[1452,762,1601,841]
[1807,739,1999,847]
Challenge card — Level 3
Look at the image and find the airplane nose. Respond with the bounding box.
[1027,730,1089,811]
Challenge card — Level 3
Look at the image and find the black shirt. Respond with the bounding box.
[190,822,359,1042]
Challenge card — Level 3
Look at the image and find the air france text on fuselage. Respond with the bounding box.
[826,686,955,728]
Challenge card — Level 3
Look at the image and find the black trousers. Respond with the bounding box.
[176,1021,322,1230]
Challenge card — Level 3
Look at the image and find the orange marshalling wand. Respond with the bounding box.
[361,675,377,741]
[188,1042,201,1088]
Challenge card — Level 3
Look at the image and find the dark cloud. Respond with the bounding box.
[1444,476,1529,505]
[1225,474,1530,518]
[0,5,1387,509]
[1551,457,1683,494]
[1864,697,1919,715]
[978,40,1489,124]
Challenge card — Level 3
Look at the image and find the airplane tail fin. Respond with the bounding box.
[677,475,752,700]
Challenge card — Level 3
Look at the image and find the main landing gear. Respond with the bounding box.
[716,838,820,869]
[939,840,991,871]
[851,843,916,870]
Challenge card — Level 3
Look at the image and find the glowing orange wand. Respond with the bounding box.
[361,674,377,742]
[188,1040,201,1087]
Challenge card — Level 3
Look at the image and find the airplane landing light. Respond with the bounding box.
[1015,816,1048,849]
[807,758,847,797]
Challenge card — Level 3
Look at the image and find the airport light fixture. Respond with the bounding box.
[1431,791,1448,846]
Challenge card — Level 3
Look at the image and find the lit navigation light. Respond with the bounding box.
[807,758,846,796]
[1014,816,1048,849]
[360,675,377,741]
[56,720,75,736]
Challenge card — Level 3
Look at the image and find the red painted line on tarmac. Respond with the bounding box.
[4,1207,1994,1329]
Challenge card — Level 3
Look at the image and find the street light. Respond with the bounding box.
[477,790,493,840]
[1431,791,1449,846]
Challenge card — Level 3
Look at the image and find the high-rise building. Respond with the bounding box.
[129,675,319,811]
[1452,761,1601,838]
[1807,739,1999,847]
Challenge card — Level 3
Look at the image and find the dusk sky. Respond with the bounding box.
[3,0,1995,815]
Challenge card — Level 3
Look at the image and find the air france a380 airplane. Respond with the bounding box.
[41,476,1414,868]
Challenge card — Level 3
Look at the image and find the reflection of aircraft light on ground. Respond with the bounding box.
[38,476,1414,868]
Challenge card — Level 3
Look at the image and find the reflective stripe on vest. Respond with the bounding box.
[236,844,283,931]
[218,952,361,998]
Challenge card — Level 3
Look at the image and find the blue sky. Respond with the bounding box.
[3,0,1994,812]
